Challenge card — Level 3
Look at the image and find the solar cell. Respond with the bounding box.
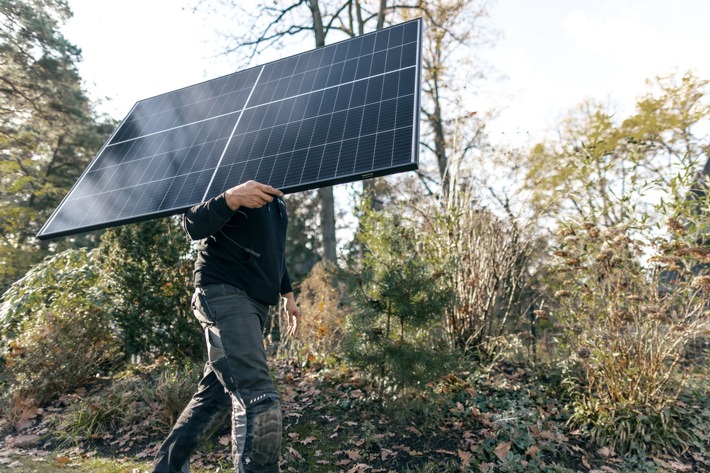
[38,18,422,240]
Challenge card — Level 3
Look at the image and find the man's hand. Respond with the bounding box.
[282,292,301,337]
[224,180,283,211]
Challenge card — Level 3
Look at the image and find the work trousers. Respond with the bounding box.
[152,284,282,473]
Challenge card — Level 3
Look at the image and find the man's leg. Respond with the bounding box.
[198,285,282,472]
[152,368,230,473]
[243,397,282,473]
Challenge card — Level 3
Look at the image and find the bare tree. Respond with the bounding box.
[197,0,393,262]
[401,0,492,198]
[200,0,358,263]
[195,0,496,261]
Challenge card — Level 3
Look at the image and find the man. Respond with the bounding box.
[152,180,300,473]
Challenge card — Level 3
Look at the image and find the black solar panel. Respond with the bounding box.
[37,18,421,240]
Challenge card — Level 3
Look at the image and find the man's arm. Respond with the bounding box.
[282,291,301,337]
[183,180,283,240]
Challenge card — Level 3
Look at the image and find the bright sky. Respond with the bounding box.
[62,0,710,148]
[479,0,710,146]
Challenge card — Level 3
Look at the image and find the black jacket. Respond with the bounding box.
[183,193,292,305]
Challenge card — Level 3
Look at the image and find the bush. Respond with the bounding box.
[278,262,346,363]
[98,217,201,360]
[547,222,709,454]
[58,361,203,442]
[422,188,535,359]
[0,249,120,418]
[342,204,455,396]
[145,361,205,431]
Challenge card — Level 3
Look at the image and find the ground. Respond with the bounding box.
[0,358,708,472]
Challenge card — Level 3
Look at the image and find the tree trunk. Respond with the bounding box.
[360,0,387,213]
[309,0,337,262]
[319,186,337,261]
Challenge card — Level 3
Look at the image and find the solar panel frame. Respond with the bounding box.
[37,18,422,240]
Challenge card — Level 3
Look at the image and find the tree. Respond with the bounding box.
[341,202,454,394]
[524,71,710,228]
[284,191,321,282]
[195,0,496,263]
[0,0,113,291]
[201,0,355,263]
[397,0,492,199]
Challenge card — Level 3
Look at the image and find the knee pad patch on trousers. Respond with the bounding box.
[249,400,282,466]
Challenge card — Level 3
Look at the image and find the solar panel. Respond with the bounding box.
[37,18,421,240]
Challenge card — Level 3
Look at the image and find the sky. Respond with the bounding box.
[478,0,710,146]
[62,0,710,149]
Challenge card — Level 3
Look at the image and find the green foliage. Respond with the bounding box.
[147,364,204,430]
[0,248,102,340]
[568,393,694,456]
[97,218,201,360]
[0,219,205,415]
[0,248,120,413]
[341,203,455,395]
[283,191,321,282]
[526,70,710,457]
[0,0,114,291]
[525,71,709,228]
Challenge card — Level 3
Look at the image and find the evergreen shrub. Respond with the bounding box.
[341,204,455,396]
[0,248,120,418]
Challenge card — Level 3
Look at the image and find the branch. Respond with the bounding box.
[230,0,309,60]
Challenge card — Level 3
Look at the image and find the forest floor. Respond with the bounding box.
[0,357,708,472]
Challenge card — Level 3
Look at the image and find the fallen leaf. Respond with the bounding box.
[435,449,456,456]
[380,449,396,461]
[405,426,421,436]
[597,447,613,458]
[13,419,35,431]
[19,406,38,420]
[494,441,511,460]
[347,464,372,473]
[8,434,39,448]
[457,450,472,467]
[344,449,361,461]
[525,445,540,457]
[286,446,302,461]
[301,436,316,445]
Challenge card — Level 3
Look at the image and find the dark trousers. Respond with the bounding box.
[152,284,282,473]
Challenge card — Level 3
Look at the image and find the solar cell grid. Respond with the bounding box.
[38,18,421,240]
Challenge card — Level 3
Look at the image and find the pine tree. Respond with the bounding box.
[0,0,113,291]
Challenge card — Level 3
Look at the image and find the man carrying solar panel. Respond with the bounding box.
[152,180,301,473]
